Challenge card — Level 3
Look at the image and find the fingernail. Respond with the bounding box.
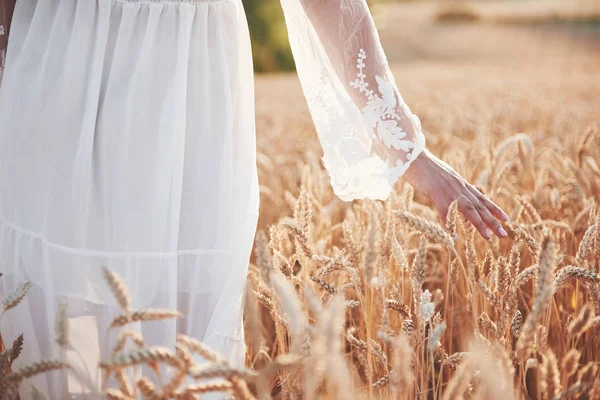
[485,228,492,239]
[499,227,508,237]
[501,211,510,221]
[453,232,459,242]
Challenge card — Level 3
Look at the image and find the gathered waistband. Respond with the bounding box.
[113,0,236,4]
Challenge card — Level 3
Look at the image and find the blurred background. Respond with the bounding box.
[243,0,600,73]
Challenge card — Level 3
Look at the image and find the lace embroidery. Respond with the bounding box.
[303,47,425,201]
[350,49,416,153]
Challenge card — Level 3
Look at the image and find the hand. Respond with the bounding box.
[403,149,510,240]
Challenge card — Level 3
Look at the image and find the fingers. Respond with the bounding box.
[467,185,510,222]
[457,194,492,240]
[464,190,508,239]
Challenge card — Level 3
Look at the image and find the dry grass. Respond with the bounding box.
[1,8,600,400]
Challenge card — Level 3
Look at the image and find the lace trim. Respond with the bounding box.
[350,49,419,154]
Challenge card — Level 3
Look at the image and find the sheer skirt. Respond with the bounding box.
[0,0,258,397]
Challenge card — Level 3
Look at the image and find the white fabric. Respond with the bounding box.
[0,0,258,397]
[0,0,425,397]
[280,0,425,201]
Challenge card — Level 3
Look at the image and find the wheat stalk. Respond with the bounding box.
[55,302,68,349]
[7,360,70,384]
[113,330,145,352]
[2,281,32,312]
[135,377,160,400]
[102,267,131,312]
[443,352,470,371]
[554,266,600,288]
[177,334,226,364]
[442,360,473,400]
[105,389,131,400]
[539,350,561,399]
[99,347,181,370]
[446,200,459,238]
[395,211,454,248]
[576,362,598,384]
[188,364,258,381]
[110,309,183,328]
[281,219,314,258]
[567,304,594,338]
[516,237,556,360]
[173,382,233,398]
[385,299,411,319]
[576,223,597,266]
[562,349,581,380]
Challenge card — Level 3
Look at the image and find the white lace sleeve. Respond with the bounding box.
[280,0,425,201]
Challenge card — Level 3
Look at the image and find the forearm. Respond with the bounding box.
[298,0,422,157]
[299,0,383,90]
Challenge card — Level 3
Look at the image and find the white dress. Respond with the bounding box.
[0,0,425,397]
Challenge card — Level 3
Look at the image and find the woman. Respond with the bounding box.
[0,0,508,397]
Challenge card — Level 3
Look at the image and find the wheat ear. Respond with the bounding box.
[102,267,131,312]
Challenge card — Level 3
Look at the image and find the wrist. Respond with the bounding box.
[405,148,431,177]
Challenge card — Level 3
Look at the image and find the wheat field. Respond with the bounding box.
[2,2,600,399]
